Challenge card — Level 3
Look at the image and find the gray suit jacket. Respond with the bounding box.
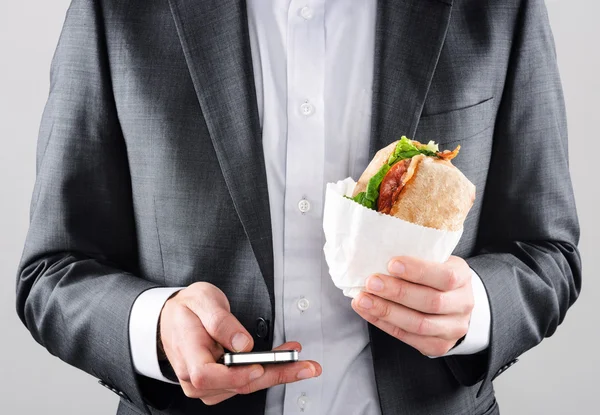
[16,0,581,414]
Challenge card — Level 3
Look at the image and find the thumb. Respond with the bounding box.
[185,284,254,353]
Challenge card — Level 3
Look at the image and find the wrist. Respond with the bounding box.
[157,317,168,362]
[157,291,180,362]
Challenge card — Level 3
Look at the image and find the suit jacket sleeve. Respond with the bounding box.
[445,0,582,394]
[15,1,170,412]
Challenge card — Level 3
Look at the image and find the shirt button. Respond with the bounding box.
[300,6,314,20]
[298,199,311,213]
[300,101,315,116]
[297,297,310,312]
[297,393,309,411]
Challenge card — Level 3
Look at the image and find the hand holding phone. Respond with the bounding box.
[159,282,321,406]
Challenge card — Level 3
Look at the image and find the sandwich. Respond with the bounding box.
[349,136,475,232]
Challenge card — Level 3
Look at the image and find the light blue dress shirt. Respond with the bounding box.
[247,1,381,413]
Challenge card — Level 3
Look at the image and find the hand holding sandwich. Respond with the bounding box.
[342,137,477,355]
[352,255,474,356]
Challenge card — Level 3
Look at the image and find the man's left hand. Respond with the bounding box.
[351,256,474,357]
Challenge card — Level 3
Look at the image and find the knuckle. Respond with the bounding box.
[173,365,190,383]
[393,280,407,302]
[181,384,202,399]
[379,301,391,318]
[204,309,231,336]
[190,283,231,310]
[362,312,379,324]
[430,293,444,314]
[184,390,200,399]
[235,384,253,395]
[276,368,288,386]
[414,265,426,284]
[446,267,460,290]
[463,298,475,315]
[187,283,212,302]
[416,316,432,336]
[232,372,251,388]
[392,325,406,341]
[210,341,225,358]
[425,341,450,357]
[189,369,207,390]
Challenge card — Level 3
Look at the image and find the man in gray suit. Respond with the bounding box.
[16,0,581,414]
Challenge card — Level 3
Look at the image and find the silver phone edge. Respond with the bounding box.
[223,350,299,365]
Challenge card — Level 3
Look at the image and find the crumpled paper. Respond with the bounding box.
[323,178,464,298]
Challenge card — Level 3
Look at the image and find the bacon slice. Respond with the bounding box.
[377,155,425,214]
[377,160,409,214]
[436,145,461,161]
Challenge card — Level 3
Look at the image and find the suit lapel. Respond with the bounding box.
[369,1,453,413]
[168,0,274,310]
[369,0,454,158]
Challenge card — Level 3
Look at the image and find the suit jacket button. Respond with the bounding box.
[256,318,269,340]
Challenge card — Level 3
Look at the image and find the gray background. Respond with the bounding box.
[1,1,597,414]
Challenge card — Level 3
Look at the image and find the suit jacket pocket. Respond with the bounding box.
[416,97,495,144]
[413,96,496,190]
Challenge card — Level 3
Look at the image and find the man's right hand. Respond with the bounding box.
[159,282,322,405]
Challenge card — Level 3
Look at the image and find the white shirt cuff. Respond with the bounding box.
[129,287,183,384]
[442,268,491,356]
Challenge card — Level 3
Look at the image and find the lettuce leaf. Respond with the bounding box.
[348,136,439,210]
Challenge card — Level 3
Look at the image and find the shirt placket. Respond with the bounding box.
[282,0,325,413]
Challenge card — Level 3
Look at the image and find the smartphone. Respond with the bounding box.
[222,350,299,366]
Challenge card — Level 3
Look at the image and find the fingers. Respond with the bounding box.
[359,315,457,357]
[179,363,264,398]
[387,256,471,292]
[364,274,472,315]
[183,283,254,353]
[182,353,265,391]
[231,360,322,395]
[172,307,265,391]
[229,342,319,396]
[352,294,468,340]
[181,340,319,401]
[162,282,321,406]
[273,341,302,352]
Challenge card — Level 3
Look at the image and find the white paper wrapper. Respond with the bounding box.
[323,178,464,298]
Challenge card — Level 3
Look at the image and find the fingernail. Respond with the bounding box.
[297,367,314,380]
[232,333,250,352]
[249,368,263,381]
[359,296,373,309]
[389,260,405,275]
[367,276,384,292]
